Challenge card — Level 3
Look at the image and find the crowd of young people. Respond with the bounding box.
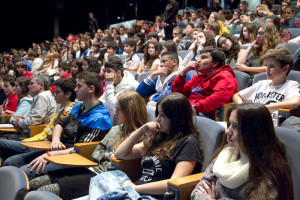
[0,0,299,199]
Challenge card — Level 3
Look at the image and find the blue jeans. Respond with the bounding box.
[20,161,69,180]
[89,170,157,200]
[0,139,31,166]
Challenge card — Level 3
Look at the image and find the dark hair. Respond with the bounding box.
[69,49,76,59]
[16,76,30,99]
[77,71,102,98]
[143,41,161,69]
[212,103,293,200]
[104,59,124,76]
[84,56,101,73]
[16,61,28,70]
[58,62,70,72]
[241,1,248,6]
[161,51,179,65]
[200,46,225,67]
[28,51,37,58]
[144,92,202,160]
[54,77,76,101]
[239,23,257,45]
[267,15,281,32]
[137,32,146,44]
[107,41,119,52]
[124,38,137,49]
[147,32,159,41]
[3,75,16,87]
[71,58,84,77]
[217,33,241,63]
[162,40,178,53]
[193,31,216,58]
[186,23,195,28]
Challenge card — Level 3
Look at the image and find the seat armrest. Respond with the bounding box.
[165,172,204,200]
[111,157,142,182]
[74,141,99,159]
[215,103,232,121]
[28,124,46,137]
[21,141,51,150]
[0,114,12,123]
[45,154,98,167]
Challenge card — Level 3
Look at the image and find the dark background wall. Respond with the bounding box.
[0,0,206,52]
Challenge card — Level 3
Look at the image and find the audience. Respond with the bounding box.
[0,3,300,198]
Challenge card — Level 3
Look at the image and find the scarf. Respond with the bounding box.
[213,146,249,189]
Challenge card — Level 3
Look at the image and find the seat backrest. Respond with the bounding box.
[235,25,243,33]
[285,43,300,55]
[253,70,300,84]
[287,28,300,40]
[0,166,29,200]
[274,126,300,199]
[138,71,154,83]
[147,109,156,122]
[128,70,139,80]
[119,54,126,64]
[25,191,61,200]
[136,53,144,62]
[104,102,117,126]
[240,45,250,50]
[234,70,250,91]
[194,116,224,170]
[178,50,190,60]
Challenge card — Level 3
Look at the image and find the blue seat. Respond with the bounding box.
[253,70,300,84]
[234,70,250,91]
[275,126,300,199]
[285,43,300,55]
[0,166,29,200]
[147,109,156,122]
[128,70,138,80]
[287,28,300,40]
[138,71,153,83]
[136,53,144,62]
[24,191,61,200]
[178,50,190,60]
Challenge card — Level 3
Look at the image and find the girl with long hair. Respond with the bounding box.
[179,31,216,71]
[253,4,274,23]
[79,40,89,58]
[9,76,33,123]
[207,12,229,35]
[239,23,257,45]
[70,58,84,77]
[29,91,148,199]
[237,23,284,72]
[111,92,203,198]
[137,41,161,73]
[191,103,293,200]
[217,33,245,69]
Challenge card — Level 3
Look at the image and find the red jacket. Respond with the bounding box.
[3,92,18,114]
[172,65,238,117]
[50,73,72,93]
[22,71,33,78]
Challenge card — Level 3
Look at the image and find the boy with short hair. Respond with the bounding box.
[123,38,141,70]
[100,59,139,103]
[1,75,18,115]
[16,61,33,78]
[50,62,72,93]
[280,7,300,29]
[233,48,300,125]
[15,71,112,180]
[104,41,121,63]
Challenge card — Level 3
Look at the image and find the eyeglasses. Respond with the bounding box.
[257,31,265,36]
[219,38,227,46]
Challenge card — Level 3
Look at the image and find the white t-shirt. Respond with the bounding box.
[123,53,141,70]
[240,80,300,126]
